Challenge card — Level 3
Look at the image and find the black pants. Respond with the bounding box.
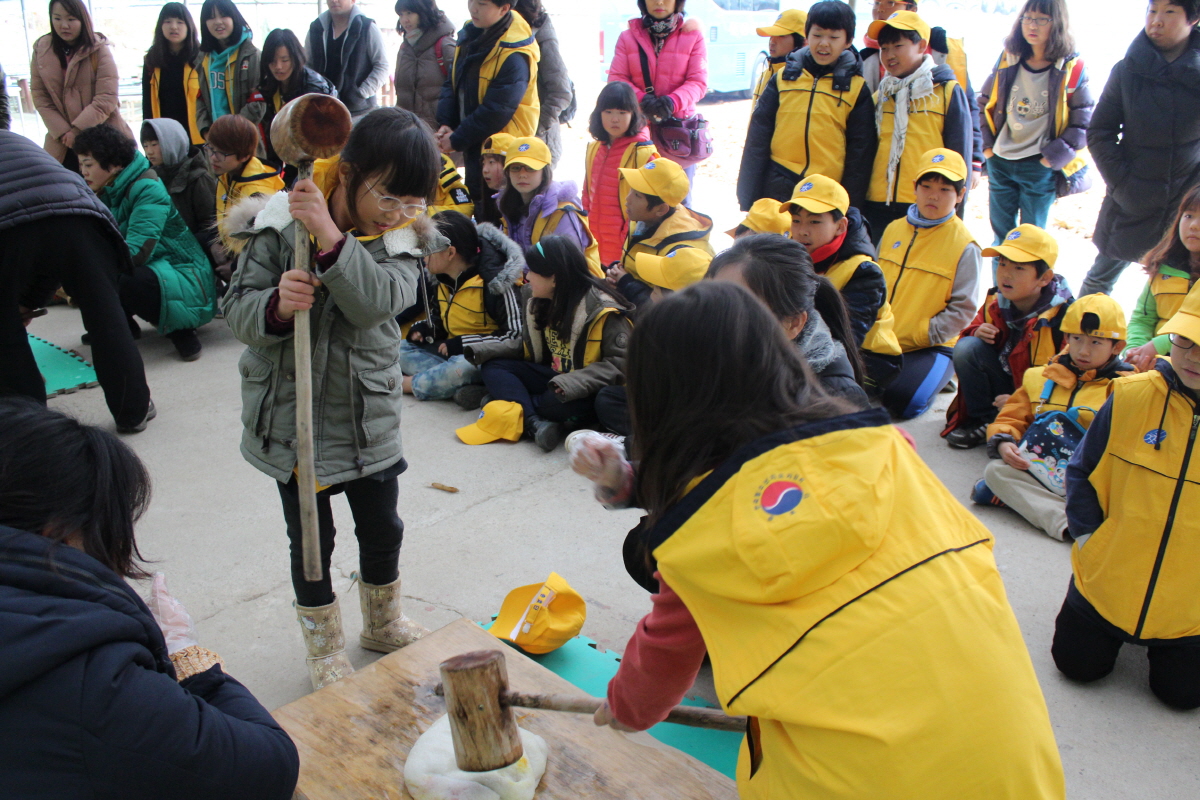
[594,385,630,436]
[1052,588,1200,710]
[862,201,909,247]
[0,216,150,428]
[480,359,596,425]
[277,472,405,607]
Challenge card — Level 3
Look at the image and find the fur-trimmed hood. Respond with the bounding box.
[474,222,526,292]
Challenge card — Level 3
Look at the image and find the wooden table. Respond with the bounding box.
[274,618,739,800]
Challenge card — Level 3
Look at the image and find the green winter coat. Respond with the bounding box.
[222,191,449,485]
[97,152,216,333]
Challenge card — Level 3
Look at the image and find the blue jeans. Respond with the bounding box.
[397,340,480,401]
[1079,254,1132,297]
[987,155,1057,246]
[881,346,955,419]
[952,335,1015,423]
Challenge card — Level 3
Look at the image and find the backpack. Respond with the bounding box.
[433,35,454,79]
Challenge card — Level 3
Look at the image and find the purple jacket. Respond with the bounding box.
[502,179,589,254]
[607,17,708,120]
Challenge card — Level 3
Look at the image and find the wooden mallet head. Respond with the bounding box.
[438,650,524,772]
[270,93,352,166]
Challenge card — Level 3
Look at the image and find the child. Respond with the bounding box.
[726,197,790,239]
[974,294,1133,541]
[570,280,1065,799]
[738,0,875,212]
[476,132,515,226]
[397,210,523,409]
[141,2,204,146]
[608,158,715,308]
[1053,283,1200,710]
[498,136,603,276]
[750,7,806,105]
[463,236,632,452]
[582,82,657,265]
[222,107,448,690]
[877,148,981,419]
[785,173,903,393]
[429,153,474,218]
[75,124,215,362]
[208,113,283,224]
[195,0,260,134]
[141,118,217,259]
[863,10,971,242]
[250,27,336,179]
[1126,184,1200,372]
[945,223,1073,448]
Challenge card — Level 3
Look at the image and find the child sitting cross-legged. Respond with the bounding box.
[972,294,1133,542]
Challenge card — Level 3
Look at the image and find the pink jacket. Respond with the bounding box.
[30,32,133,162]
[607,18,708,120]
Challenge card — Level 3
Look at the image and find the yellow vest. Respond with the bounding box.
[150,63,204,145]
[944,38,970,99]
[529,201,604,278]
[438,274,494,337]
[649,412,1064,799]
[869,80,960,205]
[824,253,902,357]
[877,216,976,351]
[1073,370,1200,640]
[1150,270,1192,335]
[429,154,474,218]
[770,68,866,184]
[1021,361,1116,429]
[622,207,715,288]
[752,60,784,105]
[216,157,284,220]
[452,15,540,139]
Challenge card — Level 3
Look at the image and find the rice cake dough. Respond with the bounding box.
[403,714,549,800]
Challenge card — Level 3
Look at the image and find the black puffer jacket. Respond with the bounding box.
[252,66,338,172]
[1089,29,1200,263]
[812,206,886,350]
[0,525,299,798]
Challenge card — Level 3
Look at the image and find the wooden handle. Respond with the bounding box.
[439,650,524,772]
[292,160,321,584]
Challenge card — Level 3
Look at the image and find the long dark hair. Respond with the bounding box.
[526,236,621,335]
[1004,0,1075,62]
[0,398,152,579]
[198,0,249,52]
[498,164,552,226]
[145,2,200,69]
[431,210,482,262]
[259,28,307,99]
[707,234,865,386]
[628,281,851,522]
[514,0,549,28]
[1143,183,1200,283]
[340,107,441,223]
[48,0,95,67]
[589,81,647,143]
[395,0,444,33]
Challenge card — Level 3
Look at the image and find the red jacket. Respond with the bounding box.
[607,18,708,121]
[961,278,1072,385]
[583,131,657,264]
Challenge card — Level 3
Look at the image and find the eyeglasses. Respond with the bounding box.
[1020,15,1052,27]
[366,180,427,217]
[203,144,235,160]
[1169,333,1197,350]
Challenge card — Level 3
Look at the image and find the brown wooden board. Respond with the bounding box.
[274,618,739,800]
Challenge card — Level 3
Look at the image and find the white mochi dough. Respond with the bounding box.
[403,714,548,800]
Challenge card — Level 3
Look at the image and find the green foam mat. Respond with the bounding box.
[482,621,741,778]
[28,334,98,398]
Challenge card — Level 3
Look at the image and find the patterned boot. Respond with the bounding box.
[354,573,429,653]
[295,598,355,691]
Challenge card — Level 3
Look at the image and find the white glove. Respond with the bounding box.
[568,433,630,494]
[148,573,199,655]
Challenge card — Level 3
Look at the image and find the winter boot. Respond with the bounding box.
[295,598,355,691]
[354,573,429,653]
[527,415,565,452]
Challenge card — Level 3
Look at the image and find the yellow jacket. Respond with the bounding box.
[869,73,963,205]
[452,14,540,139]
[770,67,867,185]
[1150,270,1192,334]
[1073,368,1200,640]
[751,59,785,105]
[216,157,283,221]
[622,206,715,291]
[989,356,1133,442]
[649,409,1064,799]
[824,253,902,357]
[429,154,474,218]
[149,63,203,145]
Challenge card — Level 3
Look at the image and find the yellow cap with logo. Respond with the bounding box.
[634,248,712,291]
[867,10,931,43]
[757,8,807,37]
[619,158,690,208]
[1061,293,1127,341]
[982,224,1059,269]
[916,147,969,183]
[1160,281,1200,344]
[456,400,524,445]
[491,572,587,655]
[482,132,516,157]
[780,173,850,216]
[728,197,792,237]
[504,136,552,171]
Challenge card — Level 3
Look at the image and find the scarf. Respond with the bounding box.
[644,13,681,55]
[875,54,936,203]
[906,204,955,229]
[466,11,512,58]
[810,229,848,268]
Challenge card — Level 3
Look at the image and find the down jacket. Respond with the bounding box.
[0,524,299,798]
[1088,29,1200,263]
[608,17,707,122]
[583,132,658,264]
[394,13,457,132]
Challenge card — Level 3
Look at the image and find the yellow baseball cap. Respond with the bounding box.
[619,158,690,208]
[482,132,516,157]
[1160,281,1200,344]
[757,8,807,37]
[491,572,586,655]
[1061,293,1127,341]
[982,224,1059,269]
[781,174,850,216]
[915,147,968,183]
[727,197,792,237]
[867,10,931,43]
[634,247,712,292]
[455,400,524,445]
[504,137,552,171]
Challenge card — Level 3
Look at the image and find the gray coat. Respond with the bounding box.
[306,7,390,117]
[530,17,573,166]
[394,14,457,133]
[222,192,448,485]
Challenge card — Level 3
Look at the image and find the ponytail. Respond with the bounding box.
[812,275,864,386]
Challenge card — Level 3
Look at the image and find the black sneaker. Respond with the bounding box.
[169,330,202,362]
[530,417,565,452]
[946,422,989,449]
[117,399,157,434]
[453,384,490,411]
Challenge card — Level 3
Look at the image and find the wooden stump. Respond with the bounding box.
[439,650,524,772]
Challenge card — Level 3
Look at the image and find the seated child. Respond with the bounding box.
[863,10,971,243]
[607,158,715,308]
[141,118,217,260]
[786,173,903,393]
[727,197,791,239]
[945,223,1073,448]
[750,7,806,105]
[877,148,981,419]
[208,114,284,280]
[1053,284,1200,710]
[429,153,474,218]
[973,294,1133,541]
[398,211,523,409]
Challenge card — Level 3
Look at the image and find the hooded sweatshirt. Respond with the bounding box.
[206,28,252,119]
[142,118,217,249]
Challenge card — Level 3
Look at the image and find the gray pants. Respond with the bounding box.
[1078,254,1131,297]
[984,460,1069,541]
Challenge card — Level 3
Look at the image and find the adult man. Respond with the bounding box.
[306,0,390,122]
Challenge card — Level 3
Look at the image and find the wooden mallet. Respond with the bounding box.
[269,94,352,582]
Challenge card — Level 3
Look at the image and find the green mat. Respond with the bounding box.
[28,334,98,398]
[482,622,741,779]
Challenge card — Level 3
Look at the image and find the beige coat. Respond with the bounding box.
[393,14,457,133]
[30,32,133,162]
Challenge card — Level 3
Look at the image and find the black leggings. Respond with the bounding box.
[277,473,404,607]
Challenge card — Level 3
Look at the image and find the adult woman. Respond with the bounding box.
[142,2,205,146]
[196,0,261,135]
[979,0,1093,247]
[251,28,336,175]
[0,398,299,798]
[393,0,457,133]
[571,281,1066,799]
[514,0,573,166]
[30,0,133,170]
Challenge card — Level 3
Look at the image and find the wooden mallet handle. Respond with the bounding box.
[291,159,320,583]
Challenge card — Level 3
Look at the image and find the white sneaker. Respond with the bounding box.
[565,429,626,454]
